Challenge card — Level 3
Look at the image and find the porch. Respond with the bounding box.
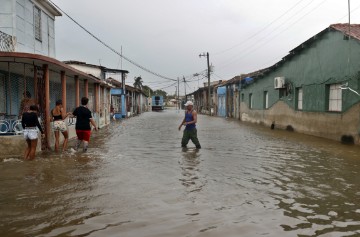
[0,52,111,157]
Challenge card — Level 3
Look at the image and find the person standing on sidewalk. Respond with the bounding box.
[178,101,201,149]
[69,97,98,152]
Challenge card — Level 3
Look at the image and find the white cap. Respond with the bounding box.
[184,101,193,106]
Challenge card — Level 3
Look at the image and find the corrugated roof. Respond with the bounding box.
[201,24,360,88]
[330,23,360,41]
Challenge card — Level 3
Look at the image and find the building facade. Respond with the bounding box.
[0,0,61,56]
[238,24,360,144]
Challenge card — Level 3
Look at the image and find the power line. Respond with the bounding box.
[336,3,360,22]
[48,0,177,82]
[154,81,178,90]
[216,0,329,71]
[213,0,309,56]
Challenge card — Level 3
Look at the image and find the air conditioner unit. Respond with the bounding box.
[274,77,285,89]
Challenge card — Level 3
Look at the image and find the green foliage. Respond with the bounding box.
[153,89,167,99]
[133,76,143,89]
[142,85,153,96]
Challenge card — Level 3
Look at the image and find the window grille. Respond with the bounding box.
[0,63,35,134]
[34,6,42,41]
[0,31,15,52]
[88,83,94,112]
[100,86,104,117]
[66,76,76,112]
[49,71,62,110]
[0,68,6,114]
[79,79,85,100]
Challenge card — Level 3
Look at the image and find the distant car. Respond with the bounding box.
[152,95,164,111]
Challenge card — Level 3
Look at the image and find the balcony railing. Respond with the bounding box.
[0,115,22,135]
[0,31,15,52]
[0,114,78,136]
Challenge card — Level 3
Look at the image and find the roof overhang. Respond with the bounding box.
[64,60,129,74]
[0,52,101,83]
[35,0,62,17]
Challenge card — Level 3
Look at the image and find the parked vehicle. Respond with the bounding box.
[152,95,164,111]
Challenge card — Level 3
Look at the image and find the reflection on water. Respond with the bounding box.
[179,148,204,195]
[0,109,360,237]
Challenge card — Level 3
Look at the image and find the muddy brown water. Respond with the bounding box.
[1,109,360,237]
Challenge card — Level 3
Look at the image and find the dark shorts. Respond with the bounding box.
[76,130,91,142]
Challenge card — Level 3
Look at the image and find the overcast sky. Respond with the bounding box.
[51,0,360,95]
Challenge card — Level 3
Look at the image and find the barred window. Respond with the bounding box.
[34,6,42,41]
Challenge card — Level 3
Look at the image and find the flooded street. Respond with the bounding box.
[1,109,360,237]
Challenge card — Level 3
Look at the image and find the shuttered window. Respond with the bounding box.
[297,88,303,110]
[249,93,253,109]
[264,91,268,109]
[328,84,342,112]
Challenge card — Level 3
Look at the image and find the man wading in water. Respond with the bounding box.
[178,101,201,149]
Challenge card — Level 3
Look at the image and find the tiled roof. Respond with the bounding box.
[330,23,360,41]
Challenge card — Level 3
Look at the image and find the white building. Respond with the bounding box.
[0,0,61,56]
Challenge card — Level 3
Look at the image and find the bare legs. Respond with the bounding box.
[24,139,31,159]
[54,131,60,152]
[75,140,88,152]
[24,139,38,160]
[62,131,68,151]
[54,130,69,152]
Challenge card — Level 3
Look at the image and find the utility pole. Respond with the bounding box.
[193,73,200,89]
[199,52,211,115]
[177,77,180,110]
[175,86,177,111]
[183,76,186,101]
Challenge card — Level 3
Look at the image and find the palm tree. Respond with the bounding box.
[133,76,143,89]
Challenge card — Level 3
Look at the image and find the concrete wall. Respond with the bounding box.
[241,100,360,144]
[240,30,360,113]
[0,111,112,158]
[0,135,28,158]
[0,0,57,56]
[236,29,360,144]
[67,64,103,79]
[0,0,15,36]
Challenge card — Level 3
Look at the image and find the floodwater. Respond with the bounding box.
[1,109,360,237]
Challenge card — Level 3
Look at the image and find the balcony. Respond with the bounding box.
[0,31,15,52]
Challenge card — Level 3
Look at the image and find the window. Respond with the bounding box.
[264,91,268,109]
[0,74,5,113]
[34,6,42,41]
[249,93,253,109]
[279,87,288,98]
[297,88,303,110]
[328,84,342,112]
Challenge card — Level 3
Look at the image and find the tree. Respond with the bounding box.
[133,76,143,89]
[142,85,153,97]
[154,89,167,99]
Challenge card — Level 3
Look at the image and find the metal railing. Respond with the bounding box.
[0,31,15,52]
[0,115,22,135]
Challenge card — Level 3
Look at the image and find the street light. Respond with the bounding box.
[199,52,211,114]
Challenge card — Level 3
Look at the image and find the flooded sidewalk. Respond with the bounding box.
[1,109,360,237]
